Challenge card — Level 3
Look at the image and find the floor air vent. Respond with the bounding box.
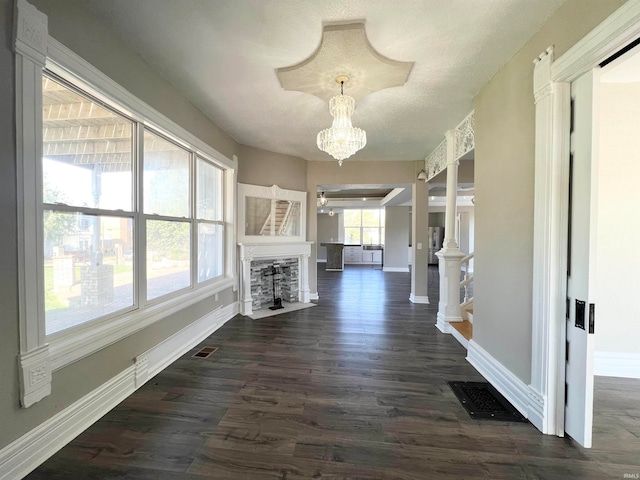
[192,346,218,358]
[448,381,527,422]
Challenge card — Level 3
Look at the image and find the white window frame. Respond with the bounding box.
[14,0,237,408]
[343,208,385,245]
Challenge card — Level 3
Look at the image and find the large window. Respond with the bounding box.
[42,73,228,336]
[344,209,385,245]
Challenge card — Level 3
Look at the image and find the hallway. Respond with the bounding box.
[26,266,639,479]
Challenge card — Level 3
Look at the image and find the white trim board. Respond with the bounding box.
[467,340,530,420]
[594,352,640,379]
[530,0,640,438]
[409,294,429,304]
[382,267,410,273]
[450,325,469,349]
[0,302,238,480]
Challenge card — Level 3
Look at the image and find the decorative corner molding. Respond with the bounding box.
[454,111,475,160]
[134,355,149,388]
[533,46,554,103]
[19,345,51,408]
[14,0,48,64]
[425,139,447,181]
[256,184,298,200]
[425,109,475,182]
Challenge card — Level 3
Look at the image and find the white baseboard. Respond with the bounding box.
[135,302,237,385]
[309,292,319,301]
[527,386,546,432]
[595,351,640,379]
[382,267,410,273]
[409,294,429,304]
[316,258,327,263]
[435,312,451,334]
[450,325,469,349]
[0,367,136,480]
[466,340,530,420]
[0,301,238,480]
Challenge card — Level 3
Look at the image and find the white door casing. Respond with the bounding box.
[564,69,600,449]
[531,0,640,439]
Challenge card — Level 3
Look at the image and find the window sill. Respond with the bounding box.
[48,276,235,371]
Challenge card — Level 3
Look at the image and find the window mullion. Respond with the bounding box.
[136,123,146,308]
[191,152,197,289]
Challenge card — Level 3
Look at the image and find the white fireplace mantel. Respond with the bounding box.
[238,242,313,316]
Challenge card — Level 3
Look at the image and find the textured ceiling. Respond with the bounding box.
[277,23,413,103]
[82,0,566,162]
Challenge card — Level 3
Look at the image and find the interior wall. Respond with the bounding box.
[1,0,239,450]
[316,213,340,261]
[429,212,446,227]
[595,82,640,356]
[472,0,625,383]
[237,144,307,192]
[384,206,411,270]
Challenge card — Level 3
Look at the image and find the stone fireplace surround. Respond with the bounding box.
[238,242,312,316]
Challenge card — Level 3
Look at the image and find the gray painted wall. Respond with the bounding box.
[316,213,340,261]
[429,212,445,228]
[473,0,625,383]
[384,207,410,270]
[237,144,307,192]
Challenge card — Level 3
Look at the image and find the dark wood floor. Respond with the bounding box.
[27,265,640,479]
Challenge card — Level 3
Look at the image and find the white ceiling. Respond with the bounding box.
[83,0,566,162]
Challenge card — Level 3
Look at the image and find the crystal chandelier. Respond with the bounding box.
[317,77,366,166]
[318,191,328,207]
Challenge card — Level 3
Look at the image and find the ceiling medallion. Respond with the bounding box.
[276,23,413,163]
[317,76,366,165]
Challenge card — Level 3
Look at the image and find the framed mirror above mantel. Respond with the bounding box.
[237,183,307,244]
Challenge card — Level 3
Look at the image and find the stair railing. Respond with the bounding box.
[460,252,474,308]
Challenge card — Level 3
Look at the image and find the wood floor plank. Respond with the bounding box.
[25,264,640,479]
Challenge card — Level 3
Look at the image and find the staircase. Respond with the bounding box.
[259,200,299,236]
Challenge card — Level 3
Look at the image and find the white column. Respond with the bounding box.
[299,253,311,303]
[436,130,465,333]
[240,258,253,316]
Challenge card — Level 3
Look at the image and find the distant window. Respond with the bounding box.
[344,209,385,245]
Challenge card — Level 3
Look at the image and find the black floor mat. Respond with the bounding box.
[448,381,528,422]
